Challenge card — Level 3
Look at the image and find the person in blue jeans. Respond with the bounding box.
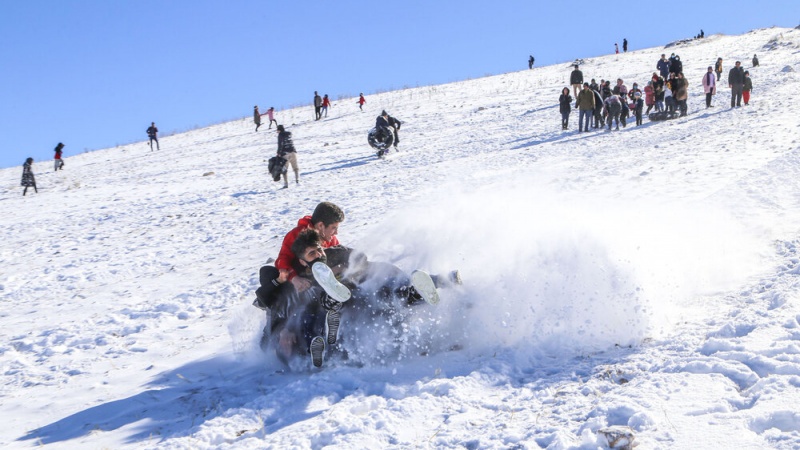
[575,83,595,132]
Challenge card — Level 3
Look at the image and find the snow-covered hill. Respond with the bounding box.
[2,27,800,449]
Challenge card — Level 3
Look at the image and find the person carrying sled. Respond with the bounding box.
[54,142,65,171]
[275,125,299,188]
[146,122,159,151]
[21,157,37,196]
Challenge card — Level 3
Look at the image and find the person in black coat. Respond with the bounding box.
[21,157,37,196]
[528,55,535,69]
[146,122,159,151]
[623,38,628,52]
[728,61,746,108]
[570,65,584,98]
[670,55,683,76]
[558,87,572,130]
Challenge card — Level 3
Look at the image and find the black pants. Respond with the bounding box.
[149,136,159,150]
[677,99,688,116]
[635,112,643,126]
[561,112,569,128]
[705,93,713,108]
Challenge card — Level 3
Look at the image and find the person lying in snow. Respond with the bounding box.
[253,229,461,368]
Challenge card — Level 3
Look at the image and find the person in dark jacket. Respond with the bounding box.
[276,124,299,187]
[559,87,573,130]
[374,110,402,150]
[752,55,759,67]
[146,122,159,151]
[657,54,671,79]
[54,142,65,171]
[670,55,683,76]
[313,91,322,120]
[21,157,37,195]
[728,61,745,107]
[528,55,535,69]
[570,65,584,98]
[743,71,753,105]
[603,94,622,131]
[623,38,628,52]
[633,92,644,126]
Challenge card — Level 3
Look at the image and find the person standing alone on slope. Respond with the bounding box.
[54,142,65,171]
[147,122,160,151]
[570,65,584,98]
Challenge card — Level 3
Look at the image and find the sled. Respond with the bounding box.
[367,127,395,155]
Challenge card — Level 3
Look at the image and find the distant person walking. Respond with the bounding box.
[313,91,322,120]
[623,39,628,53]
[266,107,278,129]
[276,124,299,188]
[528,55,535,69]
[358,93,366,111]
[743,71,753,105]
[21,157,37,195]
[559,87,572,130]
[714,58,723,81]
[254,105,266,131]
[570,65,584,98]
[752,54,759,67]
[702,66,716,108]
[615,43,619,54]
[54,142,65,171]
[728,61,745,108]
[147,122,160,151]
[321,94,331,118]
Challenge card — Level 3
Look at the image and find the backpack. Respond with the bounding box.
[268,156,286,182]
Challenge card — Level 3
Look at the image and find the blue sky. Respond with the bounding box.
[1,0,797,169]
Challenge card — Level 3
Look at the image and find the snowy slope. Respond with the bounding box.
[2,27,800,449]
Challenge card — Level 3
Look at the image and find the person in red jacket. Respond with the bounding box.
[358,93,366,111]
[274,202,345,292]
[321,94,331,118]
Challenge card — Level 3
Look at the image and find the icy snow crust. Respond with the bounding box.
[2,27,800,449]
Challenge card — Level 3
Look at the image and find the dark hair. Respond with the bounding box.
[291,229,322,259]
[25,157,33,164]
[311,202,345,226]
[277,124,284,132]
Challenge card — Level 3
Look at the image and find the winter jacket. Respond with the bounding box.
[715,59,723,75]
[559,93,573,114]
[633,98,644,114]
[670,59,683,75]
[673,78,688,101]
[752,56,759,67]
[54,143,64,159]
[603,95,622,116]
[254,107,262,124]
[644,85,655,106]
[21,161,36,187]
[657,59,670,78]
[702,71,716,94]
[575,88,595,110]
[387,115,401,130]
[743,77,753,92]
[321,97,331,107]
[358,95,365,105]
[267,108,275,120]
[274,216,341,281]
[728,66,745,85]
[146,126,158,138]
[313,94,322,107]
[277,131,296,156]
[570,69,584,85]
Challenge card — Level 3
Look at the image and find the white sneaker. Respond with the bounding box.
[312,262,351,302]
[411,270,440,305]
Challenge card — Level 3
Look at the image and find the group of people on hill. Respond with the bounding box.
[253,201,459,368]
[559,48,758,132]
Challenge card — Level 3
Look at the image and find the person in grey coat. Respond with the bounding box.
[21,157,37,196]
